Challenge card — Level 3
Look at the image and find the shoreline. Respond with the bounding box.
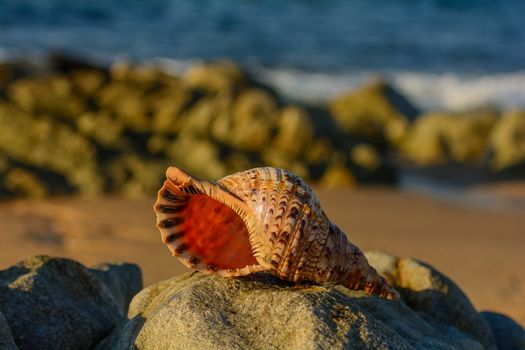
[2,52,525,111]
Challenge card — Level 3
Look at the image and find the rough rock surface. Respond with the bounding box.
[99,251,507,350]
[0,255,142,350]
[0,310,17,350]
[366,251,499,349]
[482,312,525,350]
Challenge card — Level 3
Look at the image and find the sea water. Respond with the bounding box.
[1,0,525,111]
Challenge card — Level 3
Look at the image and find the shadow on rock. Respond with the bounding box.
[482,311,525,350]
[0,256,142,350]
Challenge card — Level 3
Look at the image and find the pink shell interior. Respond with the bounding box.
[158,179,259,272]
[181,194,258,269]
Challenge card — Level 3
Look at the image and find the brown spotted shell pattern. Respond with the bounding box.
[154,166,399,300]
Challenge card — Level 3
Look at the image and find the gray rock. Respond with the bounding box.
[100,252,498,350]
[0,310,17,350]
[482,311,525,350]
[89,262,143,314]
[366,251,496,350]
[0,255,142,350]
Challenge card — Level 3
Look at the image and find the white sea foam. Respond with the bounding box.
[250,66,369,104]
[101,57,525,112]
[250,66,525,112]
[143,57,200,75]
[391,71,525,111]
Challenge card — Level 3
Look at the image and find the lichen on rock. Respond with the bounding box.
[329,80,419,148]
[488,110,525,170]
[401,109,497,165]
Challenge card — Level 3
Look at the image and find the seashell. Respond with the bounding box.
[154,166,400,300]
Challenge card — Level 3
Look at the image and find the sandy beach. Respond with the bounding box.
[1,186,523,326]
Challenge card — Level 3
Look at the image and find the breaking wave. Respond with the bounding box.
[250,65,525,112]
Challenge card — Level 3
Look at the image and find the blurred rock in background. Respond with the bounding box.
[0,55,524,199]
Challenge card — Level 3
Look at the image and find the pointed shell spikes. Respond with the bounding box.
[154,166,400,300]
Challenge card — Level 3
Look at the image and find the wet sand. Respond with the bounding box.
[0,187,523,325]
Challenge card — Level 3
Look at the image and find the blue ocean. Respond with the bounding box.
[1,0,525,110]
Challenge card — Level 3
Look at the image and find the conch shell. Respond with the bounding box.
[154,166,399,300]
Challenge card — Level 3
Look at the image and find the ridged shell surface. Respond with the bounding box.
[155,166,399,300]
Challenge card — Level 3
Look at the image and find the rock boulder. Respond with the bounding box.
[0,310,17,350]
[482,312,525,350]
[0,256,142,350]
[100,251,508,350]
[329,80,419,148]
